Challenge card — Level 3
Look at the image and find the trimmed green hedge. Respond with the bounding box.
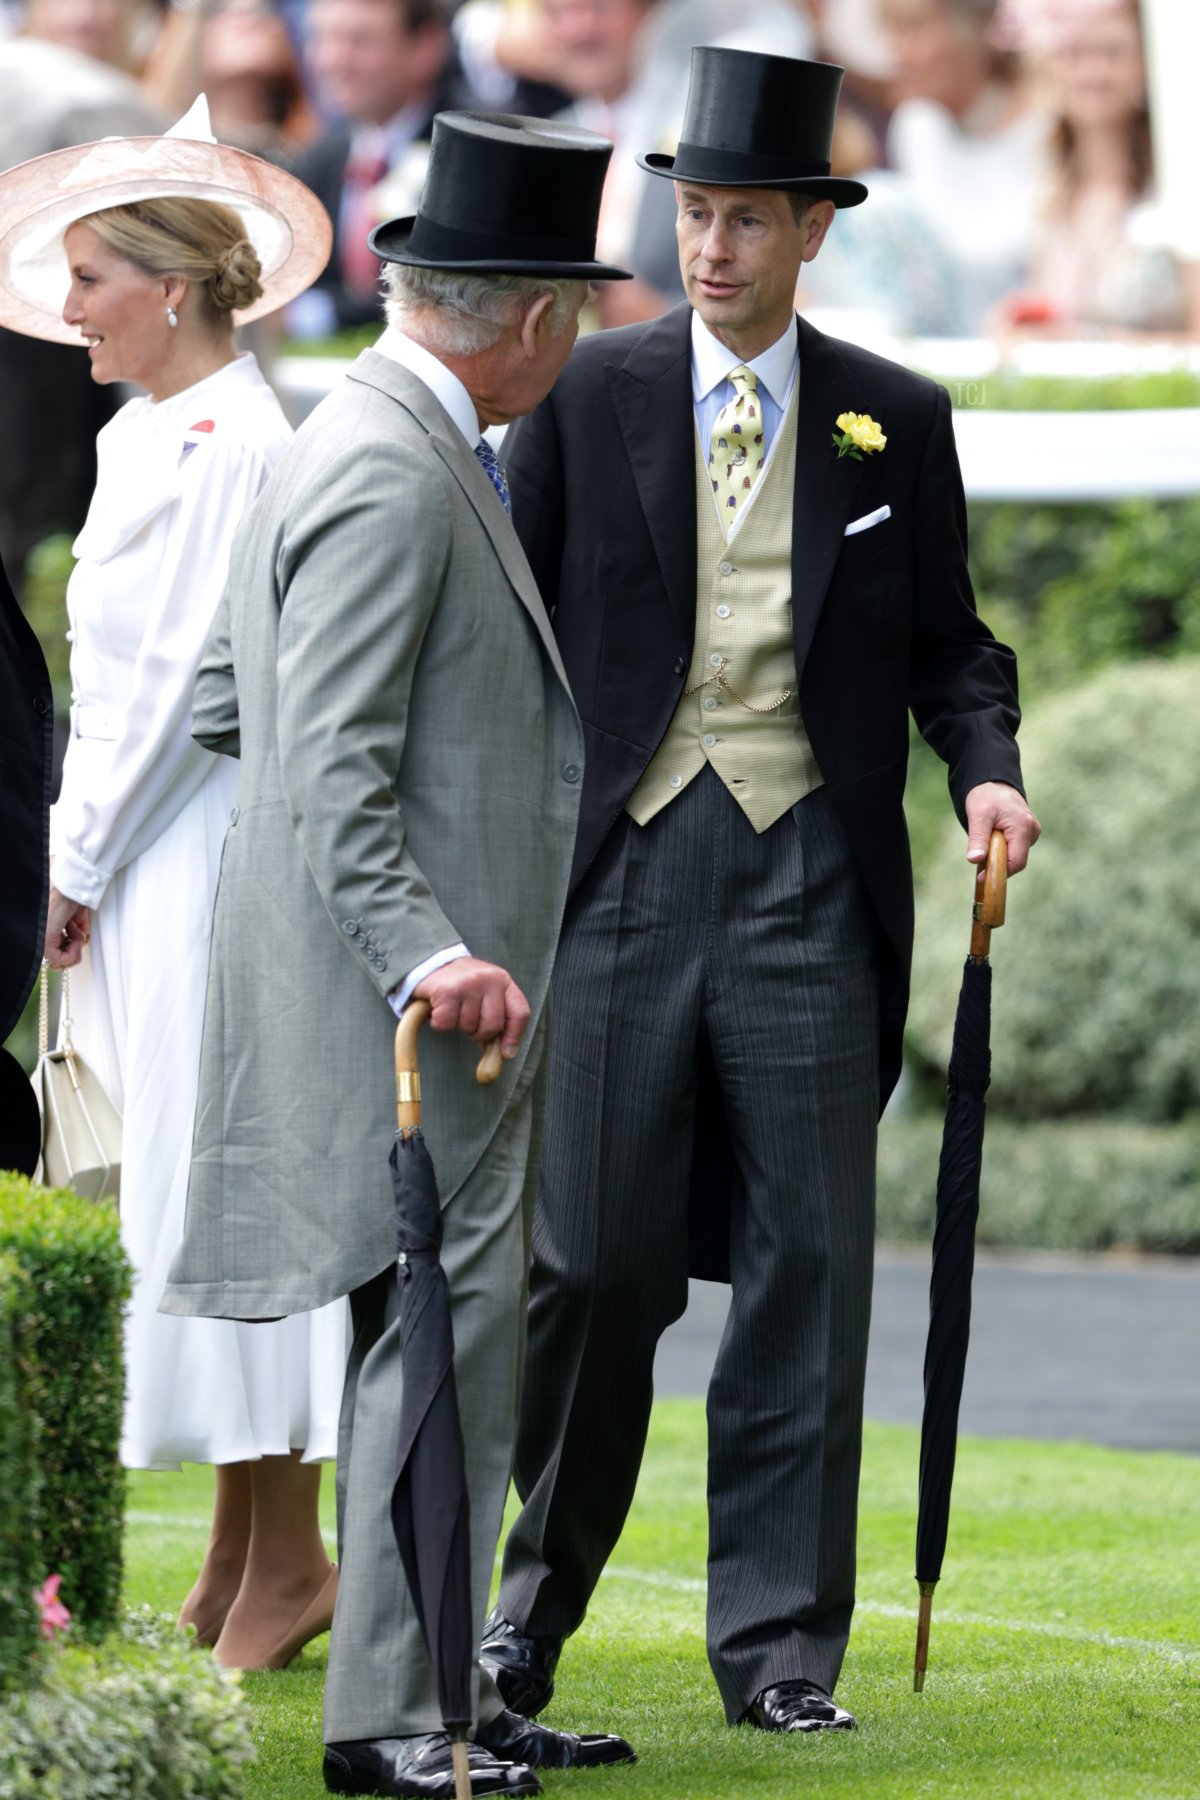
[0,1255,39,1694]
[969,497,1200,695]
[944,369,1200,412]
[878,1115,1200,1254]
[0,1176,131,1641]
[0,1609,254,1798]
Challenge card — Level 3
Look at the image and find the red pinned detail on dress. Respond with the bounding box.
[189,420,216,433]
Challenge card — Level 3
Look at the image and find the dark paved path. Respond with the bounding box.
[654,1248,1200,1454]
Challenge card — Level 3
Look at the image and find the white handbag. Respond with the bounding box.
[32,962,122,1205]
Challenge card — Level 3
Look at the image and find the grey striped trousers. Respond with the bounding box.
[497,769,880,1718]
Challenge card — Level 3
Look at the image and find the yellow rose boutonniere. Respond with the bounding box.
[833,412,887,461]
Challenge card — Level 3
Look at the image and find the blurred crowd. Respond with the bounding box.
[0,0,1196,582]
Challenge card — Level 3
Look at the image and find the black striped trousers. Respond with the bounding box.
[497,767,880,1718]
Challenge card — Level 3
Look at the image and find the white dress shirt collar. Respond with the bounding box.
[374,326,481,449]
[350,100,431,163]
[690,310,799,410]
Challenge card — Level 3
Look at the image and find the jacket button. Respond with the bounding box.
[229,807,239,824]
[562,763,581,783]
[673,657,686,676]
[33,697,49,716]
[343,920,357,934]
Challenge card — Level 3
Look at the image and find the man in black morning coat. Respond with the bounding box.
[0,548,54,1173]
[481,49,1041,1736]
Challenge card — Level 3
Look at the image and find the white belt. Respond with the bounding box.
[70,702,122,741]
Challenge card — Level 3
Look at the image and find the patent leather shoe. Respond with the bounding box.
[323,1733,541,1797]
[741,1679,857,1734]
[479,1609,562,1718]
[477,1707,635,1769]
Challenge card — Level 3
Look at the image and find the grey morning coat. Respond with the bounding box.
[162,351,583,1321]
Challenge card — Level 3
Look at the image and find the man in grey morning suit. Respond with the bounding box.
[480,51,1042,1735]
[162,114,636,1800]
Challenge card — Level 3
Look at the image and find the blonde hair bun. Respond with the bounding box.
[211,238,264,313]
[82,197,265,325]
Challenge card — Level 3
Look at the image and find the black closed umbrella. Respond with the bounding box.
[389,1000,502,1799]
[914,830,1007,1692]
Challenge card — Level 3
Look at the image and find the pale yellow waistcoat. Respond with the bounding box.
[626,386,823,833]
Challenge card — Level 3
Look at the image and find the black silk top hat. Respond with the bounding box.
[369,112,633,279]
[638,47,868,208]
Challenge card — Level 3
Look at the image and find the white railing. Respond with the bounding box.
[275,333,1200,503]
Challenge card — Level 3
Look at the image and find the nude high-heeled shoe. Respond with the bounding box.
[215,1564,339,1672]
[260,1563,339,1670]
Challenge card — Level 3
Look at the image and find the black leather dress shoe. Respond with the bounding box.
[478,1707,636,1769]
[741,1680,857,1734]
[479,1609,562,1719]
[323,1733,541,1797]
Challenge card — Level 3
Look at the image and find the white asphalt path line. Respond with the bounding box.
[128,1512,213,1528]
[600,1565,1200,1666]
[128,1516,1197,1668]
[127,1509,338,1549]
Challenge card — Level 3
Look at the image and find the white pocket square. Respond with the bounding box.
[844,504,892,537]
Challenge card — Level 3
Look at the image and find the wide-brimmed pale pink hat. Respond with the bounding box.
[0,96,331,345]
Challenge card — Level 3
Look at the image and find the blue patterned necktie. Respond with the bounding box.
[474,439,511,517]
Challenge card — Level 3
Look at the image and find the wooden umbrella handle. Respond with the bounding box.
[969,829,1008,962]
[395,1000,503,1133]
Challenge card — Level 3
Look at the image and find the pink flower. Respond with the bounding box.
[34,1574,71,1639]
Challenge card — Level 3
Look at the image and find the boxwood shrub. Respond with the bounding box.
[0,1175,130,1640]
[0,1609,254,1799]
[0,1254,39,1693]
[878,1115,1200,1254]
[906,659,1200,1125]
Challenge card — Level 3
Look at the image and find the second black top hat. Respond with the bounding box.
[370,112,633,279]
[638,48,868,208]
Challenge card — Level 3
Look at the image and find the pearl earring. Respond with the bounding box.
[166,306,178,329]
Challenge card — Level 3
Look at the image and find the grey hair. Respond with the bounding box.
[382,262,585,353]
[787,192,823,224]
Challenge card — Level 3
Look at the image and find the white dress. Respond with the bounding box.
[49,353,347,1471]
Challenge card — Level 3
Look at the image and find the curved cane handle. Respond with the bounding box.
[969,830,1008,961]
[395,1001,503,1133]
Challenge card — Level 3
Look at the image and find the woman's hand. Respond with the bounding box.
[44,885,90,969]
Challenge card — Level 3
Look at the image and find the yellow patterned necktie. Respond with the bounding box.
[708,365,766,538]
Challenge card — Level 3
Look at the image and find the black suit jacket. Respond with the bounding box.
[293,69,481,331]
[0,552,53,1042]
[505,306,1023,1271]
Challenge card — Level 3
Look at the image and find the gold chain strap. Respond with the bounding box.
[684,658,792,716]
[38,960,72,1059]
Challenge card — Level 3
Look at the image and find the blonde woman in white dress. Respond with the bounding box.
[0,102,345,1671]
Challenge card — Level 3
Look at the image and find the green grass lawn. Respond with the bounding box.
[124,1404,1200,1800]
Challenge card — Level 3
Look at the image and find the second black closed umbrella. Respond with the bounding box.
[914,830,1007,1692]
[388,1000,502,1800]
